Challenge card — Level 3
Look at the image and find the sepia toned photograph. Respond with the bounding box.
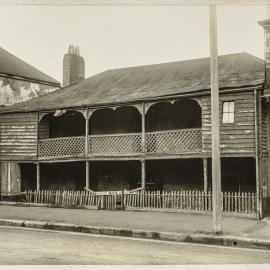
[0,0,270,267]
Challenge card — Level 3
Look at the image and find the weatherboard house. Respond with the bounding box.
[1,35,270,217]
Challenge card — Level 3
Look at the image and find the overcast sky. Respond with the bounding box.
[0,5,267,84]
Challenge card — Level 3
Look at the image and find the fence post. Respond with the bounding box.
[121,190,124,210]
[203,158,208,193]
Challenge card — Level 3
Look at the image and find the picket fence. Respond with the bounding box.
[20,189,257,216]
[124,190,257,216]
[24,190,118,210]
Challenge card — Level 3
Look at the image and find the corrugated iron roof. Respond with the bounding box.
[0,47,60,86]
[0,52,265,113]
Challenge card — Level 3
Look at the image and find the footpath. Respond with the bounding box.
[0,203,270,250]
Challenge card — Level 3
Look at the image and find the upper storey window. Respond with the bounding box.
[222,101,235,124]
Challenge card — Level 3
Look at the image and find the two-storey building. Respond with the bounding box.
[0,51,268,217]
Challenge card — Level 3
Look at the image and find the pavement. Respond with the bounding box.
[0,203,270,250]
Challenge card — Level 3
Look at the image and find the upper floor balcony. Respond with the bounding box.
[38,98,202,159]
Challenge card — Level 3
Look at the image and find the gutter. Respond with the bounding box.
[0,218,269,251]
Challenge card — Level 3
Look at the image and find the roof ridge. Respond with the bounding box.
[108,52,259,72]
[240,52,265,64]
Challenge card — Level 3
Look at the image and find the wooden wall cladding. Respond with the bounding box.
[0,113,38,159]
[202,91,256,156]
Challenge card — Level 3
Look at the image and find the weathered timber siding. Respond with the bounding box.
[259,98,268,157]
[202,91,255,155]
[0,113,38,159]
[265,103,270,198]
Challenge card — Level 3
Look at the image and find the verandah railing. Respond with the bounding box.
[8,189,257,216]
[38,128,202,157]
[146,128,202,153]
[89,133,142,155]
[39,136,85,157]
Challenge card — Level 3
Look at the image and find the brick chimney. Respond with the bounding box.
[258,8,270,90]
[63,45,85,87]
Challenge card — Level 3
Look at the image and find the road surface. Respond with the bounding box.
[0,226,270,264]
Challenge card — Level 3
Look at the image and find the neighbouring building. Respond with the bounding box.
[0,47,60,106]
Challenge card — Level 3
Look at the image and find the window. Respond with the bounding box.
[222,101,235,124]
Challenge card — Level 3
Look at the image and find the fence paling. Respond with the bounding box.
[123,190,256,214]
[22,189,256,215]
[23,190,116,210]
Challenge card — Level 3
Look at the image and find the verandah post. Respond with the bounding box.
[141,103,146,154]
[36,162,40,191]
[84,108,89,156]
[141,160,146,189]
[140,103,146,190]
[203,158,208,193]
[86,160,90,189]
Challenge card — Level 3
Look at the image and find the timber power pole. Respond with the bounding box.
[209,5,222,233]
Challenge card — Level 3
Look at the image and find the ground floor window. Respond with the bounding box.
[40,162,85,190]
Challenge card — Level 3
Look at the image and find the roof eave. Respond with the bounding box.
[0,84,263,115]
[0,72,60,87]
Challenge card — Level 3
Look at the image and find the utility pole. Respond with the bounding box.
[209,5,222,233]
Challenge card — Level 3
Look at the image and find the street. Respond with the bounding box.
[0,226,270,264]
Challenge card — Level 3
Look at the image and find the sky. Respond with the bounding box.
[0,5,267,84]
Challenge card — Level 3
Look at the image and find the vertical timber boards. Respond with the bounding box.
[259,98,268,157]
[202,91,256,155]
[266,103,270,199]
[0,162,21,193]
[260,96,270,215]
[0,113,38,159]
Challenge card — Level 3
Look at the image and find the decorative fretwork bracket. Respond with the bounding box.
[38,112,50,122]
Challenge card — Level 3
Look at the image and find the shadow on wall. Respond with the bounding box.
[146,99,202,132]
[147,159,204,191]
[20,163,36,191]
[90,161,140,191]
[40,162,85,190]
